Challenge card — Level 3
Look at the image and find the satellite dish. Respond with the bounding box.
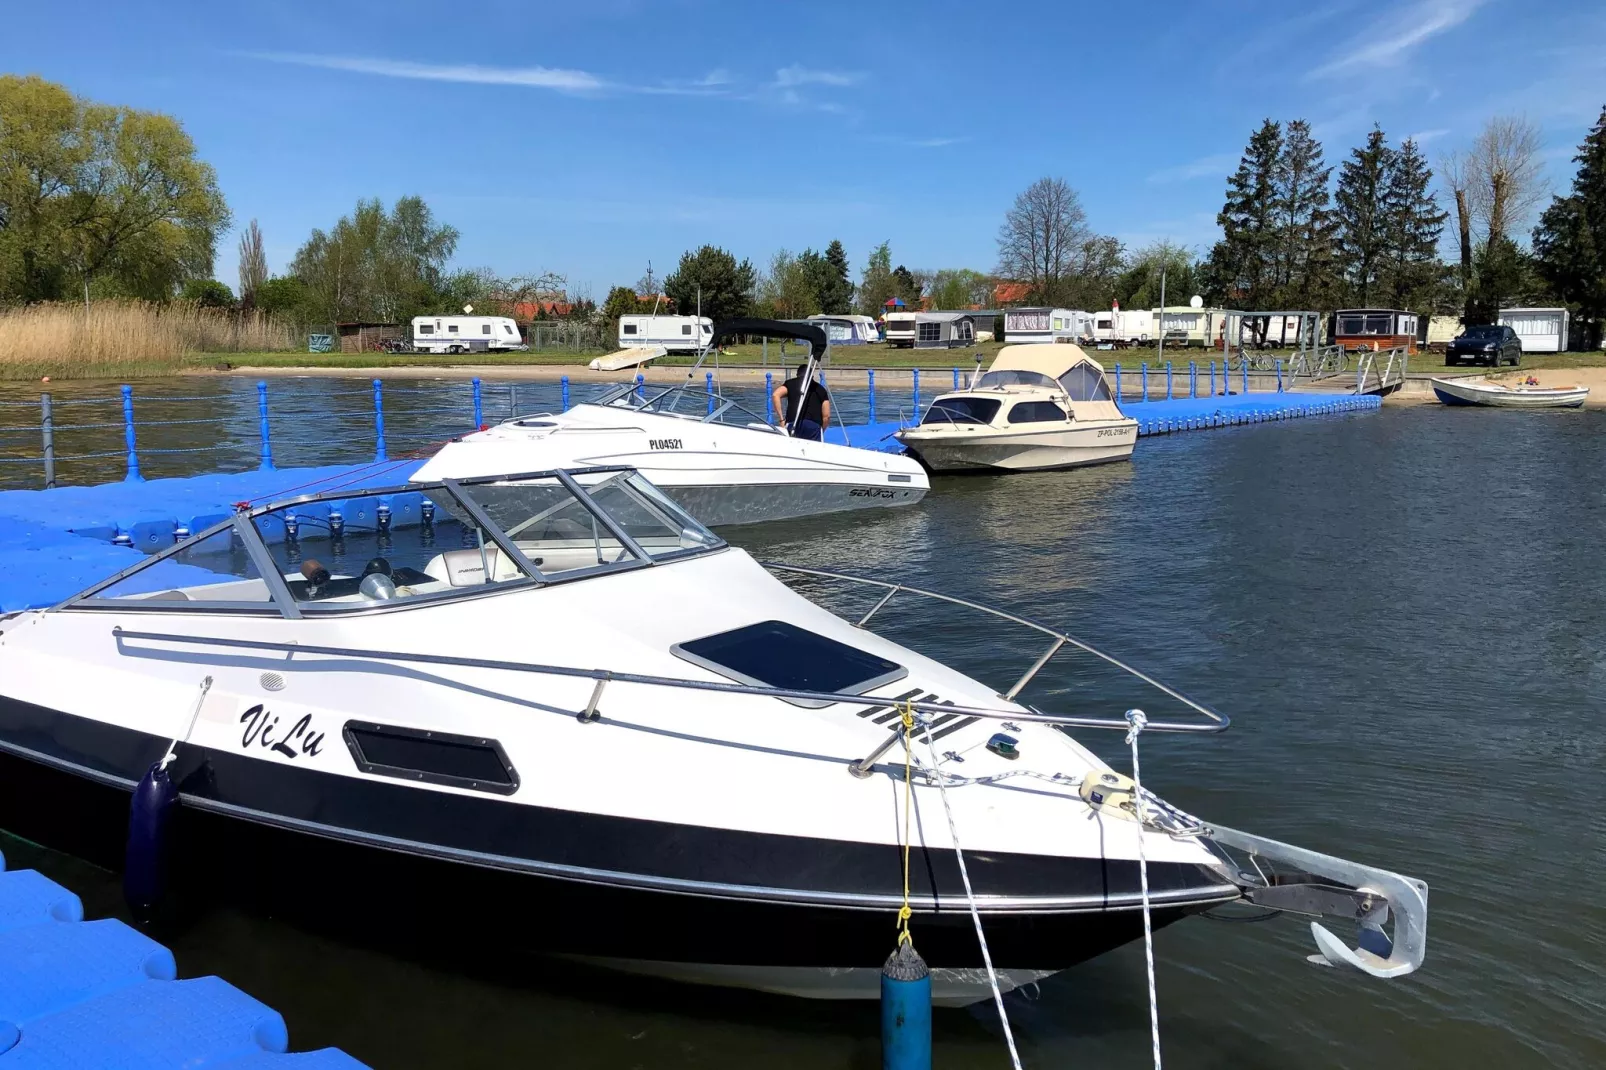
[463,304,474,314]
[1189,295,1203,309]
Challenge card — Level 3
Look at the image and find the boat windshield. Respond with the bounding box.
[64,468,725,617]
[921,397,1001,425]
[588,383,777,431]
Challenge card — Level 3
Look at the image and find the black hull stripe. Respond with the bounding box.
[0,694,1240,915]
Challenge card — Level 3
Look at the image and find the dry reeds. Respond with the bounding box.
[0,301,299,378]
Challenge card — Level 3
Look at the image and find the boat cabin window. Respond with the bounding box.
[83,526,279,610]
[922,397,1001,425]
[1057,362,1112,402]
[975,369,1058,391]
[672,620,906,706]
[1007,401,1065,423]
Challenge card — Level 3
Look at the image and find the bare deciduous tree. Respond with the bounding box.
[1439,151,1475,300]
[996,177,1093,304]
[237,219,267,308]
[1466,116,1547,245]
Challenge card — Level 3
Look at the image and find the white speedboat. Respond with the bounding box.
[1430,376,1589,408]
[0,466,1427,1005]
[422,319,926,526]
[896,345,1138,472]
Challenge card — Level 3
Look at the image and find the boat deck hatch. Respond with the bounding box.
[342,722,520,795]
[671,620,906,708]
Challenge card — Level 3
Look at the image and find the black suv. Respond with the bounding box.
[1446,325,1521,367]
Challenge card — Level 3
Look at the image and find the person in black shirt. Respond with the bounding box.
[772,363,831,441]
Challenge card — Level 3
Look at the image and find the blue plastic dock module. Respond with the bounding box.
[0,842,368,1067]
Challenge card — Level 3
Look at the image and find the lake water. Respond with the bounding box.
[2,377,1603,1068]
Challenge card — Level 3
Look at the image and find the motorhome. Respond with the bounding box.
[807,314,879,345]
[411,315,526,354]
[617,315,713,352]
[884,311,919,347]
[1498,308,1570,353]
[1004,308,1093,345]
[1091,307,1153,346]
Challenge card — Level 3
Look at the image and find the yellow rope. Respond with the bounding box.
[896,699,916,947]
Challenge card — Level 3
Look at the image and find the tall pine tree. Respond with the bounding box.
[1379,137,1447,311]
[1203,119,1283,307]
[1533,105,1606,348]
[1334,126,1395,306]
[1270,119,1335,311]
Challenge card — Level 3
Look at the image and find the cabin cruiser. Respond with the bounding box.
[897,345,1138,472]
[423,318,926,527]
[0,467,1427,1005]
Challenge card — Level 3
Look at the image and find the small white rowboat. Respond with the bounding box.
[1430,377,1589,409]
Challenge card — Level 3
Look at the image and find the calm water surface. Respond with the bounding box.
[3,378,1603,1068]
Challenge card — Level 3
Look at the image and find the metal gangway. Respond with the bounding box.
[1353,346,1409,395]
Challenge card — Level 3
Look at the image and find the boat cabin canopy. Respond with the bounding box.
[56,468,726,619]
[920,344,1123,425]
[981,344,1114,402]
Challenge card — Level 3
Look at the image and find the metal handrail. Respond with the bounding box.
[760,562,1229,732]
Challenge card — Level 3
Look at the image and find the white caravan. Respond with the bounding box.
[412,315,526,354]
[1091,308,1153,345]
[807,314,879,345]
[1498,308,1570,353]
[883,311,918,347]
[618,315,714,352]
[1004,307,1093,345]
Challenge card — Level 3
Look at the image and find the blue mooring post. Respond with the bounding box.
[472,377,483,427]
[119,384,142,482]
[372,379,387,461]
[1190,360,1198,398]
[1114,363,1122,401]
[256,380,274,471]
[1209,361,1218,396]
[952,367,960,391]
[868,369,877,423]
[1276,358,1284,392]
[636,373,645,403]
[882,942,932,1070]
[912,368,921,415]
[765,372,774,421]
[1140,362,1149,402]
[1166,361,1174,399]
[1243,361,1250,396]
[706,371,715,415]
[561,375,570,411]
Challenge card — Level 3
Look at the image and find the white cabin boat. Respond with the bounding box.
[896,344,1137,472]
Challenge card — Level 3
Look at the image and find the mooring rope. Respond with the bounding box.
[896,700,916,948]
[919,720,1024,1070]
[1126,708,1163,1070]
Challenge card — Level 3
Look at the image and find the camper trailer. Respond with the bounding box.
[884,311,919,347]
[1332,309,1419,354]
[807,314,879,345]
[1499,308,1570,353]
[617,315,713,352]
[913,312,977,349]
[1004,307,1093,345]
[411,315,526,354]
[1092,308,1153,346]
[1154,307,1226,348]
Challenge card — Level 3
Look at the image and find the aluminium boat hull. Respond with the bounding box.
[899,421,1138,473]
[0,694,1231,1003]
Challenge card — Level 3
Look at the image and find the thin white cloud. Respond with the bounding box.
[1146,153,1237,184]
[1307,0,1485,79]
[694,68,732,87]
[1405,128,1451,143]
[249,52,606,93]
[773,65,863,89]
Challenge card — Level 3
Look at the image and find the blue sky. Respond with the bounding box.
[3,0,1602,297]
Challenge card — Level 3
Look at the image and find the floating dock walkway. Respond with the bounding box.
[0,848,365,1068]
[0,390,1377,613]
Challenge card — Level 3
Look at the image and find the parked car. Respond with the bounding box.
[1446,324,1521,367]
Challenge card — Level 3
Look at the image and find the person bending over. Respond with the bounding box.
[773,363,831,441]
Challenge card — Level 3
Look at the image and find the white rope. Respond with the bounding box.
[1126,708,1162,1070]
[920,723,1024,1070]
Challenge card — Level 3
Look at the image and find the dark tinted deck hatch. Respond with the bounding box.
[343,722,520,795]
[672,620,907,707]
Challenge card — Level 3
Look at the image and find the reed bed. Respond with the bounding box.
[0,302,298,379]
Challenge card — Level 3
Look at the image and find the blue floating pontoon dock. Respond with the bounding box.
[0,849,365,1068]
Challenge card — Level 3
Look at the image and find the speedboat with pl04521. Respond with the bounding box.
[0,465,1427,1006]
[418,318,928,528]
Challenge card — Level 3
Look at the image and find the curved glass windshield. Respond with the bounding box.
[976,369,1059,391]
[922,397,1001,425]
[70,469,724,616]
[589,383,776,431]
